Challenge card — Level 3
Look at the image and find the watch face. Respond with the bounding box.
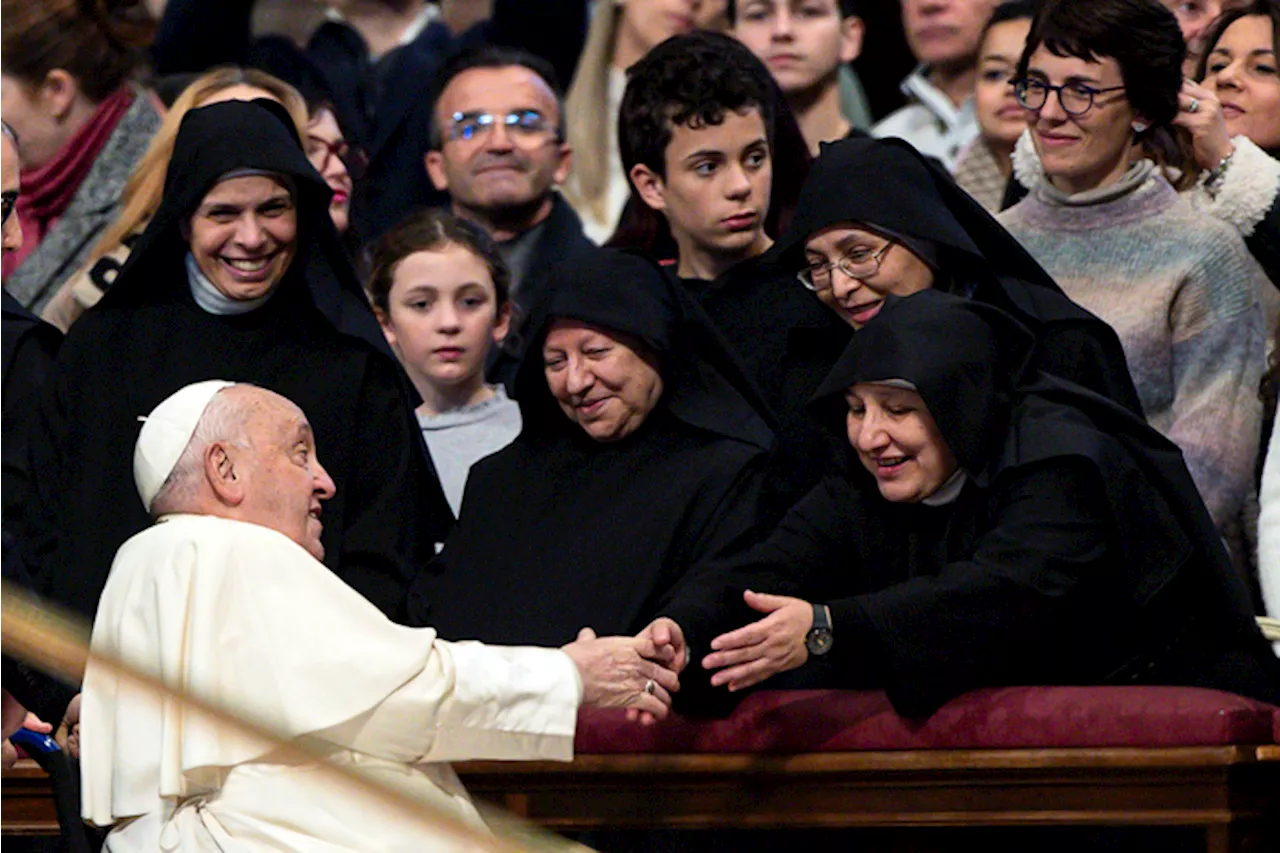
[806,628,833,656]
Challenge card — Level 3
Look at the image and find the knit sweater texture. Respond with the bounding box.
[999,164,1266,529]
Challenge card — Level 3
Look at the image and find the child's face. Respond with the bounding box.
[379,244,510,392]
[631,106,773,267]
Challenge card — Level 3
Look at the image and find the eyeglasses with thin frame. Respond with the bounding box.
[446,109,557,144]
[1,190,16,227]
[798,240,896,292]
[305,135,369,181]
[1012,78,1127,116]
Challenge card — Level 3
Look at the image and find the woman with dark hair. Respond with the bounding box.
[0,0,162,314]
[953,0,1038,212]
[20,99,453,625]
[407,247,772,669]
[1176,0,1280,286]
[771,134,1143,414]
[662,290,1280,716]
[998,0,1268,539]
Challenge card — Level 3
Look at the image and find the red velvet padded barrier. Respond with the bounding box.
[576,688,1280,754]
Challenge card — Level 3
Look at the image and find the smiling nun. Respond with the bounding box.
[18,99,452,623]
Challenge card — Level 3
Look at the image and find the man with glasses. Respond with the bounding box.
[424,46,590,304]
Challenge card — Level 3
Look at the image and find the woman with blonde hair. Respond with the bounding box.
[40,66,309,331]
[561,0,697,243]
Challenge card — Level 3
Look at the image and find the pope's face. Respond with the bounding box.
[187,175,298,301]
[234,390,336,561]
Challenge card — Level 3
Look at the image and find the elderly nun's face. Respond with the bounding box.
[187,175,298,301]
[846,383,958,503]
[543,319,665,443]
[803,224,935,328]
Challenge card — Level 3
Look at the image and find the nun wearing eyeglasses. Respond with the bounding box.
[659,290,1280,718]
[772,135,1144,417]
[18,99,452,626]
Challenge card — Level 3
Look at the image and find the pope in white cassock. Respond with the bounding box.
[80,380,681,852]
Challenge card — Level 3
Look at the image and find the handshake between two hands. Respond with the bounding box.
[559,590,818,726]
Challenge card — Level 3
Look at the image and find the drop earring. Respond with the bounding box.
[1132,121,1148,133]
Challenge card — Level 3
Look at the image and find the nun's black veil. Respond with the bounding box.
[512,247,775,452]
[774,136,1144,416]
[102,98,391,359]
[20,99,451,622]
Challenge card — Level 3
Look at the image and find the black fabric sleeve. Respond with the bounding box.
[150,0,256,74]
[2,326,60,529]
[844,458,1111,718]
[335,357,452,623]
[658,474,862,712]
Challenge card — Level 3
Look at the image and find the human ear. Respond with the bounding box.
[373,305,399,349]
[424,149,449,192]
[205,443,245,506]
[629,163,667,212]
[553,141,573,187]
[492,300,512,344]
[841,16,865,63]
[41,70,79,122]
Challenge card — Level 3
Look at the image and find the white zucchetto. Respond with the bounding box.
[134,380,236,511]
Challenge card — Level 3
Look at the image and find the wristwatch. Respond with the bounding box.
[805,603,834,656]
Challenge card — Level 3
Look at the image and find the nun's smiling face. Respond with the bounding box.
[803,224,935,328]
[846,383,958,503]
[543,319,665,443]
[187,175,298,301]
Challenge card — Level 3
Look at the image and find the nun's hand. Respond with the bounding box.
[703,591,812,691]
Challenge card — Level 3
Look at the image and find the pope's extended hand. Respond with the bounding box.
[562,628,680,725]
[703,590,812,691]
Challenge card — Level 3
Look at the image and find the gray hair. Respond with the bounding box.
[148,386,257,516]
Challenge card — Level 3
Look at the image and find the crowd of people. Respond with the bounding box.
[2,0,1279,850]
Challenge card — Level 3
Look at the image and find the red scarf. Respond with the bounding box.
[3,86,135,277]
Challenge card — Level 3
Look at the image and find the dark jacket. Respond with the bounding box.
[2,292,61,530]
[150,0,588,242]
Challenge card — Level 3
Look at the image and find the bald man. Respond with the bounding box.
[81,380,679,853]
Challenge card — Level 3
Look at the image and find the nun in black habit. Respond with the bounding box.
[680,290,1280,717]
[770,135,1144,416]
[407,247,774,652]
[19,99,452,622]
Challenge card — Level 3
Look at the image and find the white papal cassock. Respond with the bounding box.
[81,514,582,852]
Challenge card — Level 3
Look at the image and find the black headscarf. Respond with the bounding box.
[513,247,774,452]
[773,136,1144,415]
[102,98,393,363]
[408,247,775,648]
[815,289,1262,620]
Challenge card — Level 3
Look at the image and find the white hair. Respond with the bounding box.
[148,386,258,516]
